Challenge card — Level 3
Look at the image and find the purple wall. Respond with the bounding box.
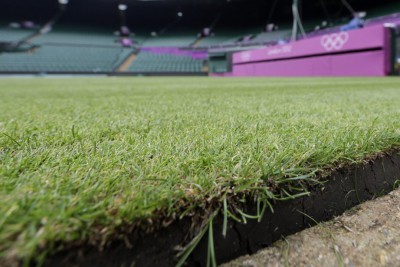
[221,25,391,77]
[233,51,385,77]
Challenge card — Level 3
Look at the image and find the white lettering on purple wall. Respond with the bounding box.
[267,45,292,56]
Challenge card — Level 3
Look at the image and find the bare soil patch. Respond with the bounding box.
[223,187,400,267]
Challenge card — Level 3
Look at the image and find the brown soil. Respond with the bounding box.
[222,187,400,267]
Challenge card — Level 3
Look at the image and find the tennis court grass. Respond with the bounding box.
[0,77,399,262]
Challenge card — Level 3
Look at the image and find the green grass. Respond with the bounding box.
[0,77,399,262]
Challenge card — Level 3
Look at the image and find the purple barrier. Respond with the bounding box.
[226,25,391,77]
[233,51,385,77]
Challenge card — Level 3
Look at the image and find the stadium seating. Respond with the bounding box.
[306,12,400,39]
[140,36,197,47]
[0,26,136,73]
[198,31,250,47]
[246,30,291,44]
[0,28,35,42]
[127,50,204,73]
[0,27,207,73]
[38,32,121,46]
[1,8,399,74]
[0,44,132,73]
[202,29,291,49]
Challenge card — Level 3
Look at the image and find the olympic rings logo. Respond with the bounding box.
[320,32,349,51]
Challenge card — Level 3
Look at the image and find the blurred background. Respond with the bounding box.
[0,0,399,75]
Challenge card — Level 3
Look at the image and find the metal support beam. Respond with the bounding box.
[291,0,306,41]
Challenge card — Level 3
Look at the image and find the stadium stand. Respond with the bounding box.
[127,47,206,73]
[0,24,210,74]
[239,30,290,44]
[306,12,400,38]
[0,44,132,73]
[39,31,122,46]
[197,28,257,47]
[0,3,399,75]
[0,25,136,73]
[0,28,36,42]
[139,35,197,47]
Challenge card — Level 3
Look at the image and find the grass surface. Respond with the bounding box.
[0,77,400,262]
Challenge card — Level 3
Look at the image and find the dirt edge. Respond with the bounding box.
[221,188,400,267]
[35,151,400,267]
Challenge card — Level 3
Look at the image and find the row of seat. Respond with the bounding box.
[0,45,132,73]
[127,51,204,73]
